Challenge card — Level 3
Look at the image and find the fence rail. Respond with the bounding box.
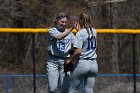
[0,28,140,34]
[0,28,140,93]
[0,74,140,93]
[1,74,140,77]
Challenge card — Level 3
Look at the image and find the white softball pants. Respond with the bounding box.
[47,56,71,93]
[69,59,98,93]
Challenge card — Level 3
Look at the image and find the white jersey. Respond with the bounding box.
[48,27,75,57]
[73,28,97,59]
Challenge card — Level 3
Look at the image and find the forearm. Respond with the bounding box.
[69,49,81,64]
[69,54,79,64]
[53,28,73,39]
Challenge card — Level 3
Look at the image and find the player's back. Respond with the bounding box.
[76,28,97,60]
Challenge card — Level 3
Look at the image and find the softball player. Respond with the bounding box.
[47,13,75,93]
[66,13,98,93]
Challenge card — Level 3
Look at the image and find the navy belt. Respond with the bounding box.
[80,58,96,60]
[49,53,68,59]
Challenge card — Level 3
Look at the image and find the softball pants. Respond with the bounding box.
[47,56,71,93]
[69,59,98,93]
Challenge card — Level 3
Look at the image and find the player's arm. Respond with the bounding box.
[66,48,82,64]
[67,31,83,64]
[52,28,73,40]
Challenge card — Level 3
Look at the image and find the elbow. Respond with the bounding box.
[77,52,81,56]
[75,49,81,56]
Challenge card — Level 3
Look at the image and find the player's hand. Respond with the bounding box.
[64,60,73,74]
[74,21,80,31]
[69,22,76,30]
[64,60,71,65]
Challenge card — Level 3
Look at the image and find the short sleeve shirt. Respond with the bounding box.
[73,28,97,59]
[48,27,75,57]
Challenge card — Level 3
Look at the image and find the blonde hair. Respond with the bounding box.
[78,13,93,37]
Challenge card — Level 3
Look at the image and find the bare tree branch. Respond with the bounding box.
[88,0,127,6]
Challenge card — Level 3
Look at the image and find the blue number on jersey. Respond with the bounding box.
[58,42,65,52]
[87,36,96,50]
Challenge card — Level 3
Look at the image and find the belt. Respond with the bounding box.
[80,58,96,60]
[49,53,68,59]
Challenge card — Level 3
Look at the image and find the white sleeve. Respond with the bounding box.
[70,32,76,44]
[48,28,59,36]
[73,32,83,48]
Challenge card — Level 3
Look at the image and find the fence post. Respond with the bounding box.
[82,80,84,93]
[32,34,36,93]
[6,76,10,93]
[133,34,136,93]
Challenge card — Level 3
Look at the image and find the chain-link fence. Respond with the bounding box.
[0,74,140,93]
[95,74,140,93]
[0,31,140,93]
[0,0,140,92]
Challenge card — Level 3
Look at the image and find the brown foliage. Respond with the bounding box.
[0,0,140,74]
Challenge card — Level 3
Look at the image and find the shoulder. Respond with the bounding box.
[48,27,57,32]
[48,27,59,35]
[76,29,86,36]
[75,29,86,39]
[69,32,75,36]
[91,28,96,33]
